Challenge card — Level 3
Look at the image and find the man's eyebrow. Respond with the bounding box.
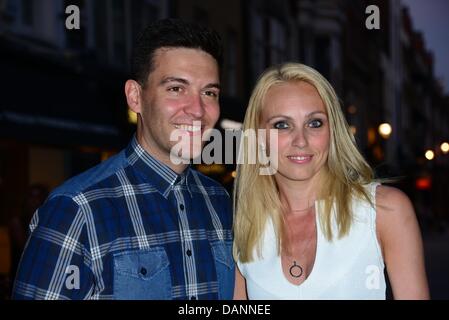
[159,77,220,90]
[160,77,190,85]
[204,83,221,90]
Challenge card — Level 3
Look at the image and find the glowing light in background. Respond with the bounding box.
[416,177,431,190]
[378,123,392,139]
[349,125,357,135]
[441,142,449,154]
[347,105,357,114]
[128,110,137,124]
[425,150,434,160]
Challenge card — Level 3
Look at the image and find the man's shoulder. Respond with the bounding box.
[48,149,128,200]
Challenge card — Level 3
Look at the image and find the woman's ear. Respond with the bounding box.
[125,80,142,114]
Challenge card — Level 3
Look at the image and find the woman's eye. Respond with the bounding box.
[308,119,323,128]
[273,121,289,129]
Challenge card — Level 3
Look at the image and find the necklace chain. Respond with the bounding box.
[283,209,316,278]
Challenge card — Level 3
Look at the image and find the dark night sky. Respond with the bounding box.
[402,0,449,94]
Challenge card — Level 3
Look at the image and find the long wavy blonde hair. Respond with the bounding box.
[233,63,375,263]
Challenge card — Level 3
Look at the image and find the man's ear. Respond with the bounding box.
[125,80,142,113]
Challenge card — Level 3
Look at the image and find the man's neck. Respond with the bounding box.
[136,132,189,175]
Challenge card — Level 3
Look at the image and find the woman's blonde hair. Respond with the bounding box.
[233,63,375,263]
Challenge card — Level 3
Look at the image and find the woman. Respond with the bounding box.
[233,63,429,299]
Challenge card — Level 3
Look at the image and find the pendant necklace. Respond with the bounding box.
[289,261,303,278]
[285,207,315,279]
[288,234,313,278]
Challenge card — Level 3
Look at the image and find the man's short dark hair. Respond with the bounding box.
[131,19,223,86]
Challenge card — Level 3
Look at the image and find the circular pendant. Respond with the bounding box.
[289,261,303,278]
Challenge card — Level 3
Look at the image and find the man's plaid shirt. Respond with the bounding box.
[12,136,234,299]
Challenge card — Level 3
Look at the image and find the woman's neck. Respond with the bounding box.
[276,178,317,217]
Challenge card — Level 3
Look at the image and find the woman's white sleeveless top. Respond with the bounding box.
[237,183,386,299]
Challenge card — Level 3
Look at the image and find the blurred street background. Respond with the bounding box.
[422,223,449,299]
[0,0,448,299]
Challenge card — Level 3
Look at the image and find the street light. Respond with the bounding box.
[441,142,449,154]
[425,150,434,161]
[378,123,392,139]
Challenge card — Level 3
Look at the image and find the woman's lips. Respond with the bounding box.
[287,155,313,164]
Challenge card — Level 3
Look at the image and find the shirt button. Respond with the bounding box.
[140,267,147,276]
[179,204,185,210]
[190,296,196,300]
[186,249,192,256]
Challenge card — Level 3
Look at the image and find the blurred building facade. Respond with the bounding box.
[400,6,449,225]
[0,0,448,295]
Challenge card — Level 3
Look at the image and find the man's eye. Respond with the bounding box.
[308,119,323,128]
[168,86,183,93]
[273,121,289,129]
[203,90,218,98]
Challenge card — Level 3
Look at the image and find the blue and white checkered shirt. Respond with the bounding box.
[13,136,234,300]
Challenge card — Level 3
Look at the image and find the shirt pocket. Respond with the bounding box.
[113,247,171,300]
[211,241,235,300]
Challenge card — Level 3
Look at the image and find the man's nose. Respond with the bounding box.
[184,93,205,119]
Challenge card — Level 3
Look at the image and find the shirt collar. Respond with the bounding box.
[125,135,191,198]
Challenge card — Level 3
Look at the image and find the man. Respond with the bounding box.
[13,19,234,300]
